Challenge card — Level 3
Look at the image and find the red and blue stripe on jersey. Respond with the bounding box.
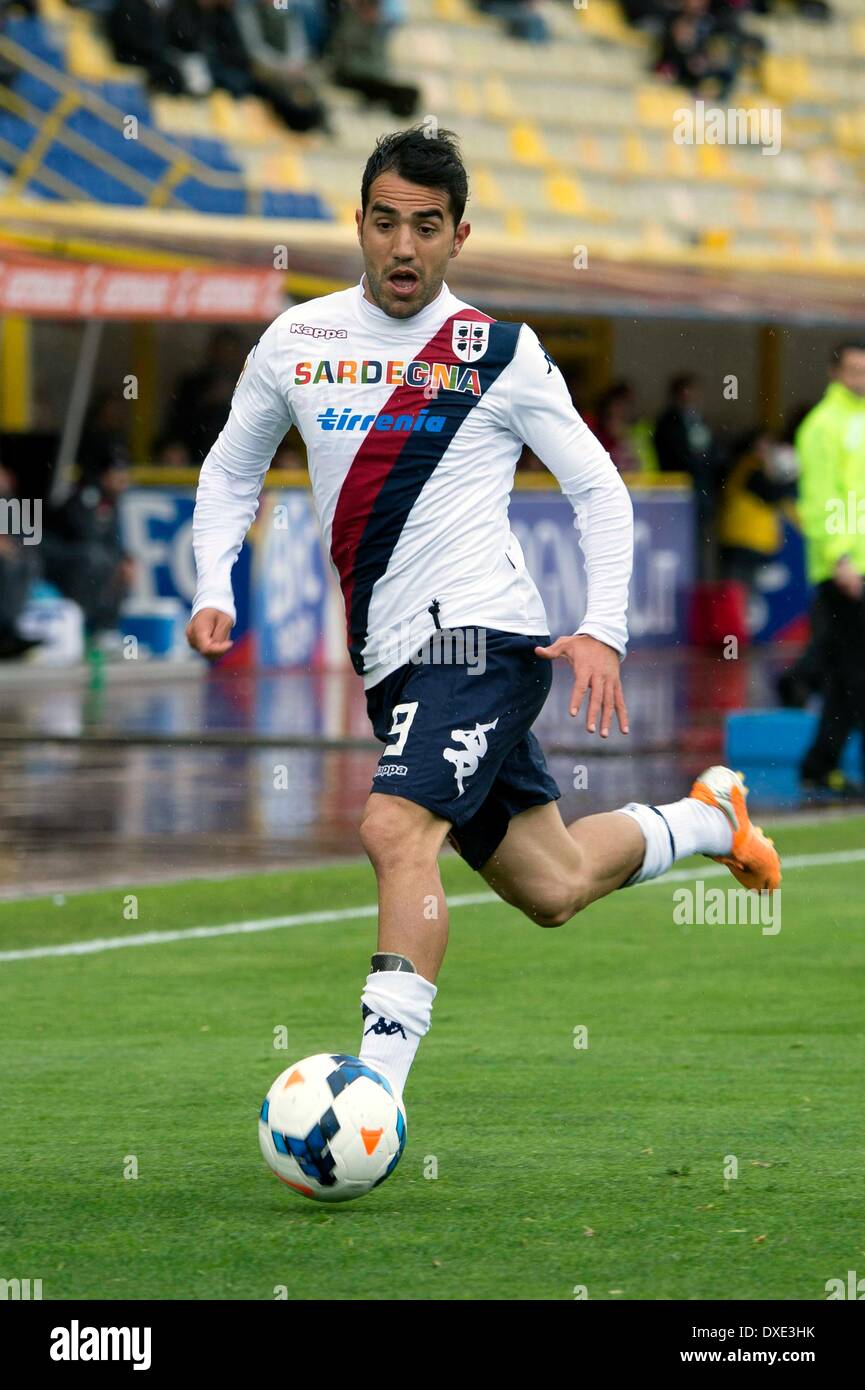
[330,311,521,675]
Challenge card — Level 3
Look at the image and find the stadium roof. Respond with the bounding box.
[1,200,864,328]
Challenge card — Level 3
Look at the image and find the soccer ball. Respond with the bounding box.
[258,1053,407,1202]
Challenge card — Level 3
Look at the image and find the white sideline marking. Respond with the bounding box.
[1,848,863,964]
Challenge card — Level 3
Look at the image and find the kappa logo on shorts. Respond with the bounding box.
[443,718,499,797]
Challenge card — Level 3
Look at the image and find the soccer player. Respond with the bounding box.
[187,128,781,1099]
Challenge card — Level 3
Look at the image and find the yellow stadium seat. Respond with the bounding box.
[545,172,586,215]
[638,84,689,129]
[664,141,693,177]
[504,206,526,239]
[577,0,643,47]
[483,77,511,122]
[38,0,68,20]
[622,133,650,176]
[509,123,548,166]
[453,80,480,118]
[696,143,730,180]
[760,54,814,103]
[208,90,243,139]
[699,227,732,253]
[432,0,478,22]
[472,167,504,210]
[261,152,309,191]
[66,22,139,83]
[234,97,285,143]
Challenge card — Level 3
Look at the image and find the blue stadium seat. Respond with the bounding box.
[5,17,64,68]
[261,189,331,220]
[173,177,246,215]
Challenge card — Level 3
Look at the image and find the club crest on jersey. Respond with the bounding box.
[452,319,489,363]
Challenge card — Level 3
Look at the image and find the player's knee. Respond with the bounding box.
[526,878,589,928]
[359,800,439,873]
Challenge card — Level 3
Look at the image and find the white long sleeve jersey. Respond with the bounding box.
[192,278,634,688]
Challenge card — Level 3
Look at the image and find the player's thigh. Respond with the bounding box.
[478,800,586,921]
[359,791,452,871]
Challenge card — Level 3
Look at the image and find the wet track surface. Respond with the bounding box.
[0,648,827,898]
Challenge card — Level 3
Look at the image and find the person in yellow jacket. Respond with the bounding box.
[794,342,865,797]
[718,428,797,604]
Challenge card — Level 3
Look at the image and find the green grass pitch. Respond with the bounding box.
[1,816,863,1301]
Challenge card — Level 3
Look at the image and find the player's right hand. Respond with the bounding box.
[186,608,234,658]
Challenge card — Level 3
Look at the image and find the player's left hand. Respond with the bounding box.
[534,633,629,738]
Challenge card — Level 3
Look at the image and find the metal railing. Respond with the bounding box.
[0,30,265,215]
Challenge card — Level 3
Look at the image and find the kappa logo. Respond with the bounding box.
[363,1016,407,1040]
[452,319,489,363]
[443,718,499,796]
[290,323,348,340]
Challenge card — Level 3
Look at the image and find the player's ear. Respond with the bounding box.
[355,208,364,243]
[450,221,471,258]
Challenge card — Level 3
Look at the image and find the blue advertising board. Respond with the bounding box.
[509,487,695,648]
[120,482,698,662]
[120,487,252,641]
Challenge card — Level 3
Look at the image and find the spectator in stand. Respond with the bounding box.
[167,0,254,100]
[717,427,797,608]
[620,0,671,30]
[0,461,41,660]
[655,0,739,99]
[329,0,419,118]
[105,0,186,94]
[475,0,550,43]
[654,372,719,577]
[78,391,132,477]
[164,327,248,463]
[152,436,193,468]
[41,458,135,642]
[235,0,329,131]
[594,382,644,475]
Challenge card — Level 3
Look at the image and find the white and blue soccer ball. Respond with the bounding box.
[258,1053,407,1202]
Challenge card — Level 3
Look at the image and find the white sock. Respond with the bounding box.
[616,797,733,885]
[359,969,436,1098]
[654,798,734,860]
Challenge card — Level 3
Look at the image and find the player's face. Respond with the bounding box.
[836,348,865,398]
[356,173,470,319]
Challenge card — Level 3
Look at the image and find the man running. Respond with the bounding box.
[187,127,781,1100]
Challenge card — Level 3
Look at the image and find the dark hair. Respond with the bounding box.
[361,127,469,228]
[830,341,865,366]
[670,372,700,397]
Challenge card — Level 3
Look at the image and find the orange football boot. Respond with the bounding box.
[689,766,781,892]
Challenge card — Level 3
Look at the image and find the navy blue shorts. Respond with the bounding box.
[365,628,561,870]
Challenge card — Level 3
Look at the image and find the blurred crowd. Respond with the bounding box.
[53,0,425,132]
[621,0,831,100]
[0,449,131,659]
[517,353,856,613]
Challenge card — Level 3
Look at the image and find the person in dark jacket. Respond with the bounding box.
[42,456,134,639]
[654,372,721,578]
